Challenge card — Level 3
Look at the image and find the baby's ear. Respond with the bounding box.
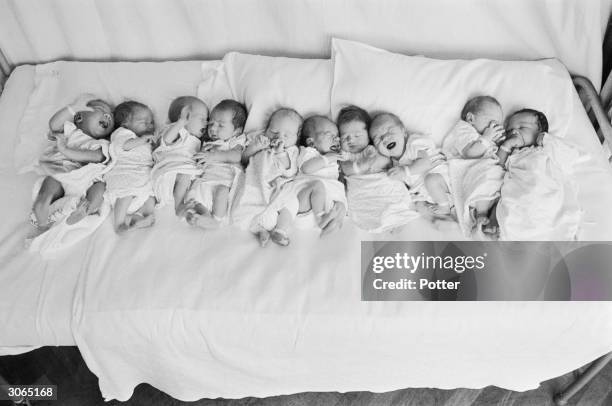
[306,137,315,147]
[465,112,475,124]
[234,126,244,136]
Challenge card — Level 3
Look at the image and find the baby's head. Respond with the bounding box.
[265,108,303,148]
[114,101,155,136]
[461,96,503,134]
[208,99,247,141]
[73,100,114,139]
[168,96,209,138]
[506,109,549,147]
[369,112,407,159]
[337,105,371,154]
[300,115,340,154]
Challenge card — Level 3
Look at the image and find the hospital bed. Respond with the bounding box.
[1,1,612,404]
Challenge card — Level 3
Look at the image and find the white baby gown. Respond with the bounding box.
[250,146,347,232]
[497,133,582,240]
[443,120,505,237]
[185,134,247,220]
[151,126,202,207]
[104,127,154,213]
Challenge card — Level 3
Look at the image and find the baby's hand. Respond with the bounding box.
[270,138,285,152]
[387,166,406,181]
[482,123,505,143]
[502,134,524,149]
[70,93,97,113]
[56,134,69,152]
[194,151,214,164]
[141,134,157,145]
[367,153,392,173]
[251,133,270,150]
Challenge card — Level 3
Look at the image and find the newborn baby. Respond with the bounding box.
[32,94,114,234]
[151,96,208,217]
[494,109,581,240]
[105,101,157,233]
[251,115,346,246]
[371,113,453,220]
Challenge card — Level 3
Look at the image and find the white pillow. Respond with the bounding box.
[15,60,207,173]
[331,38,574,145]
[207,52,333,133]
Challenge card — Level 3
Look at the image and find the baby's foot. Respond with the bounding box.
[131,213,156,229]
[175,201,190,218]
[270,228,290,247]
[66,198,90,225]
[116,223,130,235]
[186,212,219,229]
[256,230,271,247]
[26,223,51,241]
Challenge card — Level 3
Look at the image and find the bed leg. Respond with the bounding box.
[553,352,612,405]
[572,75,612,151]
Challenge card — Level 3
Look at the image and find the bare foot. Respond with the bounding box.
[66,198,89,225]
[175,202,190,218]
[130,213,156,229]
[270,228,290,247]
[256,230,270,247]
[186,211,219,229]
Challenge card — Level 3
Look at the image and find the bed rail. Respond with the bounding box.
[572,75,612,154]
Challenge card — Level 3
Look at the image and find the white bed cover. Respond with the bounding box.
[0,62,611,401]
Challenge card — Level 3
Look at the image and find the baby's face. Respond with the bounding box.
[126,106,155,136]
[339,120,369,154]
[467,102,503,134]
[265,114,300,148]
[506,112,540,146]
[369,115,407,158]
[308,118,340,154]
[185,102,208,138]
[74,101,114,139]
[208,109,238,141]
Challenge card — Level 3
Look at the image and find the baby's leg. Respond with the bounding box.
[186,202,220,230]
[470,199,495,233]
[32,176,64,229]
[113,196,135,234]
[423,173,452,216]
[173,174,192,217]
[130,196,156,229]
[270,208,292,247]
[212,185,230,220]
[67,181,106,225]
[309,181,328,219]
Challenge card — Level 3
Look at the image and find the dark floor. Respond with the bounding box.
[0,347,611,405]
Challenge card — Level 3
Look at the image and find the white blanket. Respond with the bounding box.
[448,158,505,237]
[497,137,583,240]
[346,173,420,233]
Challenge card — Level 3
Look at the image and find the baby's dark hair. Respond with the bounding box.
[212,99,247,130]
[461,95,501,120]
[168,96,206,123]
[337,105,371,130]
[114,100,148,129]
[513,108,549,133]
[300,115,332,146]
[267,107,303,131]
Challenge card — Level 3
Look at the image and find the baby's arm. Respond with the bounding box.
[242,133,269,164]
[49,94,96,133]
[301,155,329,174]
[160,118,188,145]
[57,137,105,163]
[196,146,243,164]
[496,136,523,166]
[461,123,504,158]
[123,135,155,150]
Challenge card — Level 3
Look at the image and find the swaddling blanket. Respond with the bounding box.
[232,145,299,229]
[36,121,110,197]
[497,135,582,240]
[28,121,111,254]
[251,147,347,231]
[104,128,154,212]
[185,134,246,217]
[443,121,504,236]
[151,127,202,206]
[346,173,419,233]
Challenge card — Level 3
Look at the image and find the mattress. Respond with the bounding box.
[0,61,612,401]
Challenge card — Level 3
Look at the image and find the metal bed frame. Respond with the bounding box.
[0,48,611,406]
